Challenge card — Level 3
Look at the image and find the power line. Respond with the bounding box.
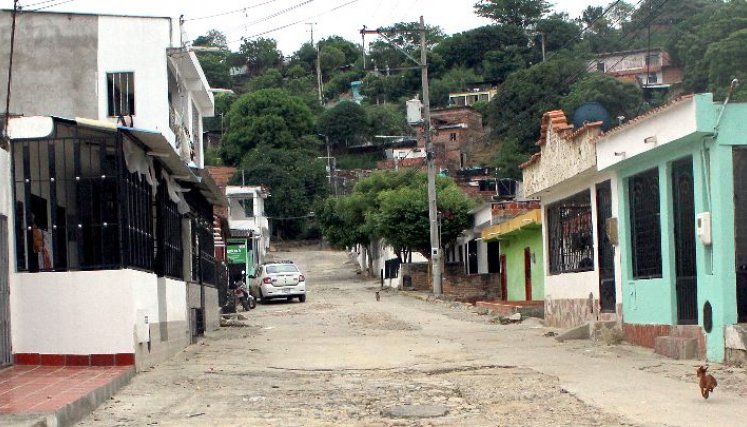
[26,0,76,11]
[185,0,282,22]
[228,0,361,43]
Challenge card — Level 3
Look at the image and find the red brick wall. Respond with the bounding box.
[401,262,501,302]
[623,323,706,358]
[492,200,541,218]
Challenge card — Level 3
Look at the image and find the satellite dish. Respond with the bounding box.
[572,101,613,132]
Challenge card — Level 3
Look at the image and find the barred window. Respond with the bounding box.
[629,168,662,279]
[547,191,594,274]
[107,72,135,117]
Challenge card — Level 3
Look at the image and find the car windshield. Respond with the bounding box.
[266,264,299,274]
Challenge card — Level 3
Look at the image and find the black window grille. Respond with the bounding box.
[629,168,662,279]
[107,72,135,117]
[547,191,594,274]
[13,125,124,271]
[185,190,216,287]
[155,176,183,280]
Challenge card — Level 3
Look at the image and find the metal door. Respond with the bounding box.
[467,240,478,274]
[596,181,616,312]
[0,215,11,367]
[524,247,532,301]
[487,241,500,273]
[500,255,507,301]
[733,149,747,322]
[672,157,698,324]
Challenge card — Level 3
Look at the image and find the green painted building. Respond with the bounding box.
[596,93,747,362]
[482,210,544,302]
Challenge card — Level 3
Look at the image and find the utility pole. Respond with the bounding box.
[419,16,442,295]
[360,17,442,294]
[2,0,19,151]
[307,22,323,106]
[540,32,546,62]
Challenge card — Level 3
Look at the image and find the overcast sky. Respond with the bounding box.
[2,0,602,53]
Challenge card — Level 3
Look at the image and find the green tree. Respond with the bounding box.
[493,137,530,179]
[560,73,646,124]
[434,25,528,71]
[323,70,365,100]
[319,45,346,76]
[430,67,483,107]
[236,146,328,239]
[248,68,284,91]
[317,101,368,147]
[221,89,316,165]
[474,0,552,29]
[319,35,362,65]
[363,104,410,139]
[485,55,587,150]
[239,37,282,76]
[202,92,236,132]
[192,30,232,89]
[317,170,475,257]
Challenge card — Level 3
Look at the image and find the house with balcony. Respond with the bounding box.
[0,10,223,370]
[589,48,683,90]
[521,110,622,329]
[224,185,270,283]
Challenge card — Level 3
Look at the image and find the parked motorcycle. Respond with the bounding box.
[222,281,256,313]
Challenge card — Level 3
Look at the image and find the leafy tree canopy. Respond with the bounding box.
[317,101,368,147]
[317,170,475,256]
[560,72,646,124]
[221,89,316,165]
[239,37,283,76]
[434,25,528,72]
[474,0,552,29]
[235,146,328,239]
[485,55,587,150]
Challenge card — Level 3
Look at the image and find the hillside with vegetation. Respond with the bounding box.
[198,0,747,239]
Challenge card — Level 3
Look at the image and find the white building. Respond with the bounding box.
[0,10,223,370]
[225,186,270,280]
[521,110,622,329]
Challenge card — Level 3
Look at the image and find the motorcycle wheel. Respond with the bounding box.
[248,297,257,309]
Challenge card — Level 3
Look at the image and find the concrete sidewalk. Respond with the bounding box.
[0,366,134,427]
[399,289,747,427]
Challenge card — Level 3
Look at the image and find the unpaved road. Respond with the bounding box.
[78,249,747,426]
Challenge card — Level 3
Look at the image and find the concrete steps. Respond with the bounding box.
[475,300,544,318]
[654,335,699,360]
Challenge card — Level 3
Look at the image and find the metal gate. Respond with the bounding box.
[733,149,747,322]
[672,157,698,325]
[596,181,616,312]
[0,215,11,367]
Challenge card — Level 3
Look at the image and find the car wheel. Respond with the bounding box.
[299,295,306,303]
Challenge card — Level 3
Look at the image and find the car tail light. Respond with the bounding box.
[299,275,305,282]
[262,277,273,284]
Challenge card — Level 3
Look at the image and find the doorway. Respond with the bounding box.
[672,157,698,324]
[487,241,500,273]
[467,240,478,274]
[524,247,532,301]
[734,149,747,322]
[596,181,616,312]
[0,215,11,367]
[500,255,507,301]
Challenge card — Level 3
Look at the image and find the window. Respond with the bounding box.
[449,133,457,141]
[546,191,594,274]
[647,73,658,84]
[239,199,254,217]
[597,62,606,72]
[629,168,662,278]
[645,53,660,66]
[107,72,135,117]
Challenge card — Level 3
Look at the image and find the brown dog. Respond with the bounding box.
[696,365,718,399]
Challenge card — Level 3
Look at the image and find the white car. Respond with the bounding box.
[250,261,307,303]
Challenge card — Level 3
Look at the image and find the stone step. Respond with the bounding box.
[654,335,698,360]
[475,300,544,318]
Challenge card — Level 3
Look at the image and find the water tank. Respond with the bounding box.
[572,102,613,131]
[406,98,423,125]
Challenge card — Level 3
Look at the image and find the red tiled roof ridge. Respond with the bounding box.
[592,94,694,145]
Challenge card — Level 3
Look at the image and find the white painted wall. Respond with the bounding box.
[97,16,172,138]
[11,269,189,355]
[540,172,622,306]
[597,98,696,170]
[11,270,149,354]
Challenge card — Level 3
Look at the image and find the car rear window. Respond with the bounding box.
[266,264,299,274]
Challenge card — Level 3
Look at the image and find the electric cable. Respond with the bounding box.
[185,0,282,22]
